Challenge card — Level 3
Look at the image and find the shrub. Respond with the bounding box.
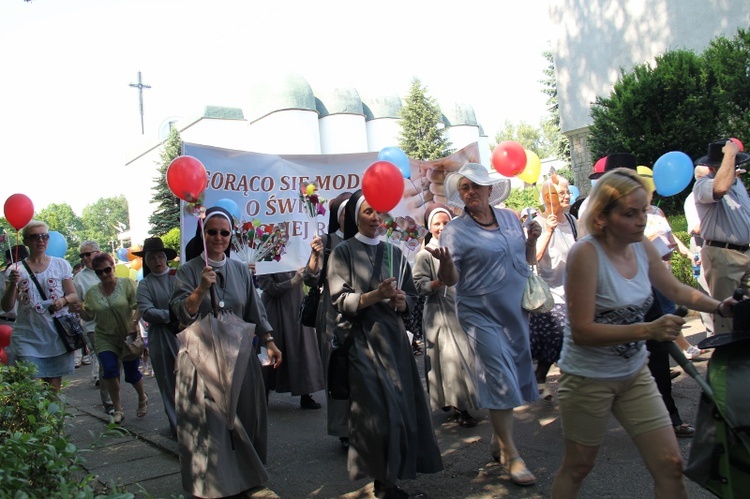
[0,363,129,498]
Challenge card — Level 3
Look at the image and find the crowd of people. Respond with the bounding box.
[2,138,748,498]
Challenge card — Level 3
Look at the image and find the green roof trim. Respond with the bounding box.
[203,106,244,120]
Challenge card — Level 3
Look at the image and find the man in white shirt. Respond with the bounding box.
[692,139,750,334]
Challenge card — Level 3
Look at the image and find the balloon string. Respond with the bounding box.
[14,232,20,265]
[385,237,391,277]
[198,217,209,268]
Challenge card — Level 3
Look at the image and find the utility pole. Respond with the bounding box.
[129,71,151,135]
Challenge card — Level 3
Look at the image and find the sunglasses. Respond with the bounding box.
[94,267,113,276]
[79,251,98,259]
[27,233,50,241]
[206,229,231,237]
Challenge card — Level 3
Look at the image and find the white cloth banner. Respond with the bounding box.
[182,142,481,274]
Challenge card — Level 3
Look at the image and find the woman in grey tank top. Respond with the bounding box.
[551,167,736,498]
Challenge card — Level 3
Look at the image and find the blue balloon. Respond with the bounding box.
[653,151,693,197]
[136,268,144,281]
[116,247,129,262]
[214,198,241,220]
[45,231,68,258]
[378,146,411,179]
[569,185,580,204]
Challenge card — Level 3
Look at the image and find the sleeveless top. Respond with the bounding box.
[557,235,654,380]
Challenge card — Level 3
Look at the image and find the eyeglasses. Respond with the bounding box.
[206,229,231,237]
[79,251,98,259]
[458,182,484,193]
[94,267,113,276]
[26,233,50,241]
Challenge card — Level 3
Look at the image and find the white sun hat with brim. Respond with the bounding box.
[444,163,512,209]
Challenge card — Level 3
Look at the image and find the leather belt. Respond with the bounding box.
[705,240,750,252]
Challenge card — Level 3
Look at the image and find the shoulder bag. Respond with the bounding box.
[22,260,87,352]
[299,236,331,328]
[328,242,383,400]
[521,263,555,315]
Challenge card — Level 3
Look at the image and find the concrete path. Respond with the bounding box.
[61,316,716,498]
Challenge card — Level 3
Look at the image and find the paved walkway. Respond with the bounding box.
[61,317,716,498]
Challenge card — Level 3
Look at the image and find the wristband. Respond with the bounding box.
[263,336,275,344]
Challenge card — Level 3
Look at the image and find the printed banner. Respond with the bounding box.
[182,142,480,274]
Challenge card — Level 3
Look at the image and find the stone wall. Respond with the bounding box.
[567,126,593,194]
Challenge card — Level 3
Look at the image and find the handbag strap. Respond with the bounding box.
[564,212,578,240]
[21,259,50,305]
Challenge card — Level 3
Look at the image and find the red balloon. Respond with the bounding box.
[491,141,527,177]
[593,157,607,174]
[362,161,404,212]
[0,348,7,365]
[0,325,11,349]
[166,156,208,202]
[730,137,745,152]
[4,194,34,230]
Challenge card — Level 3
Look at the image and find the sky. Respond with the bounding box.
[0,0,554,216]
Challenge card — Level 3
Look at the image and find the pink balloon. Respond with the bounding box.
[3,194,34,230]
[491,141,527,177]
[730,137,745,152]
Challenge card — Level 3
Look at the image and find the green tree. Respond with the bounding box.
[80,196,130,254]
[149,127,182,236]
[161,227,181,261]
[398,78,452,160]
[494,120,552,158]
[38,203,84,265]
[589,49,720,164]
[588,49,722,214]
[703,28,750,139]
[540,49,571,165]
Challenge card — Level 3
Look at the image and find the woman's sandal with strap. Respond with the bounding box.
[112,411,125,424]
[507,457,537,486]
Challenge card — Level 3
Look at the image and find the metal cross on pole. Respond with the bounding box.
[129,71,151,135]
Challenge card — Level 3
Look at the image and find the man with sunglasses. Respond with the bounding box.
[70,240,114,415]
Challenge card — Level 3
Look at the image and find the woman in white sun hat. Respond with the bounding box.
[426,163,542,487]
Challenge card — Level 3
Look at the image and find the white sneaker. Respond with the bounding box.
[684,345,703,360]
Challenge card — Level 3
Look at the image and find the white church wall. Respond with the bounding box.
[245,110,321,155]
[366,118,402,152]
[125,147,163,246]
[178,119,248,152]
[319,114,368,154]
